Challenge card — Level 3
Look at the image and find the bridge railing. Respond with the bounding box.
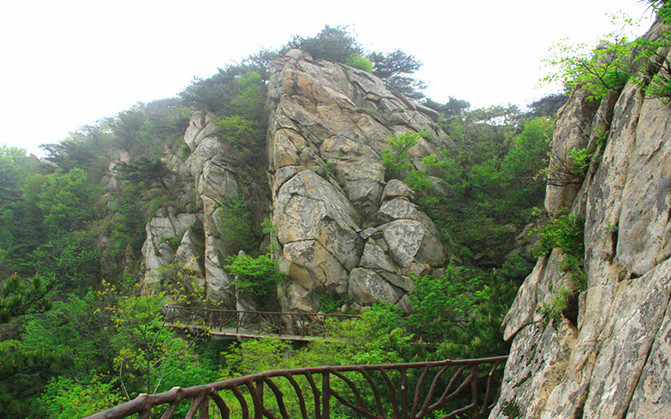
[163,305,360,338]
[87,355,507,419]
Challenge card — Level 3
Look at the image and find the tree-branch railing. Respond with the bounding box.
[162,305,360,338]
[87,355,507,419]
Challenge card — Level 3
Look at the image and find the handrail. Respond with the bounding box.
[87,355,507,419]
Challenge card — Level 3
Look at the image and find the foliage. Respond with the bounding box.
[381,131,424,180]
[0,274,54,323]
[406,265,490,343]
[423,97,470,116]
[643,59,671,103]
[215,114,266,168]
[38,376,124,418]
[285,25,362,63]
[346,55,373,72]
[526,93,569,117]
[229,70,266,121]
[532,214,586,324]
[22,168,101,235]
[541,14,638,101]
[369,49,426,98]
[225,254,283,309]
[318,294,344,313]
[539,11,671,104]
[108,286,213,398]
[532,213,585,258]
[117,157,171,190]
[29,231,102,292]
[400,110,551,268]
[216,198,260,253]
[0,146,42,276]
[181,65,267,116]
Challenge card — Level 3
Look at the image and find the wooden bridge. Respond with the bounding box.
[163,305,360,342]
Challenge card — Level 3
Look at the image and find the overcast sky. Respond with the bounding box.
[0,0,655,155]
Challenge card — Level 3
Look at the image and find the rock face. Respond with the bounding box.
[140,110,271,305]
[139,50,449,313]
[267,50,449,312]
[491,19,671,418]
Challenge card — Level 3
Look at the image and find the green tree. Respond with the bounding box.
[22,168,101,234]
[381,131,423,180]
[0,274,54,323]
[216,197,260,252]
[346,55,373,72]
[38,376,123,418]
[406,265,490,343]
[109,289,211,398]
[286,25,362,63]
[0,146,40,276]
[225,254,283,310]
[369,49,426,98]
[116,157,171,191]
[541,13,645,101]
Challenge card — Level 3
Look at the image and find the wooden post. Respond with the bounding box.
[400,369,408,419]
[322,372,330,419]
[254,379,264,419]
[471,366,479,419]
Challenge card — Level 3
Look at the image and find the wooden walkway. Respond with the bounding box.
[163,306,359,342]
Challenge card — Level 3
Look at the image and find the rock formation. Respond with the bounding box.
[138,49,451,313]
[491,18,671,418]
[267,49,449,312]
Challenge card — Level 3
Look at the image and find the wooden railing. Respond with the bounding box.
[163,305,360,339]
[87,356,507,418]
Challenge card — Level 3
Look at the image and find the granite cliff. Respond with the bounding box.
[491,18,671,418]
[137,49,450,313]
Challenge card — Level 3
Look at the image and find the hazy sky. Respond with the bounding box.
[0,0,654,155]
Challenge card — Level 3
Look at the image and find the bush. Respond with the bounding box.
[346,55,373,72]
[286,25,362,63]
[541,13,641,101]
[216,198,259,253]
[225,254,283,309]
[381,131,424,180]
[532,213,585,258]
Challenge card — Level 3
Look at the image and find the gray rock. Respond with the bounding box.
[347,268,404,306]
[377,198,439,236]
[380,220,446,275]
[381,179,415,201]
[494,22,671,417]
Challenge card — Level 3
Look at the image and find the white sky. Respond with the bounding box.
[0,0,655,155]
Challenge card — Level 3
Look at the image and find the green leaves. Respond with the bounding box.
[381,131,424,180]
[117,157,171,190]
[346,55,373,72]
[0,274,54,323]
[286,25,362,63]
[532,213,585,258]
[22,168,101,234]
[225,254,283,309]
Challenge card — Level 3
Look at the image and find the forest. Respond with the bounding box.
[4,2,668,415]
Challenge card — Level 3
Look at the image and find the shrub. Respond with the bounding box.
[541,13,642,101]
[381,131,424,180]
[225,254,283,309]
[346,55,373,72]
[216,198,259,252]
[532,214,586,324]
[532,213,585,258]
[286,25,362,63]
